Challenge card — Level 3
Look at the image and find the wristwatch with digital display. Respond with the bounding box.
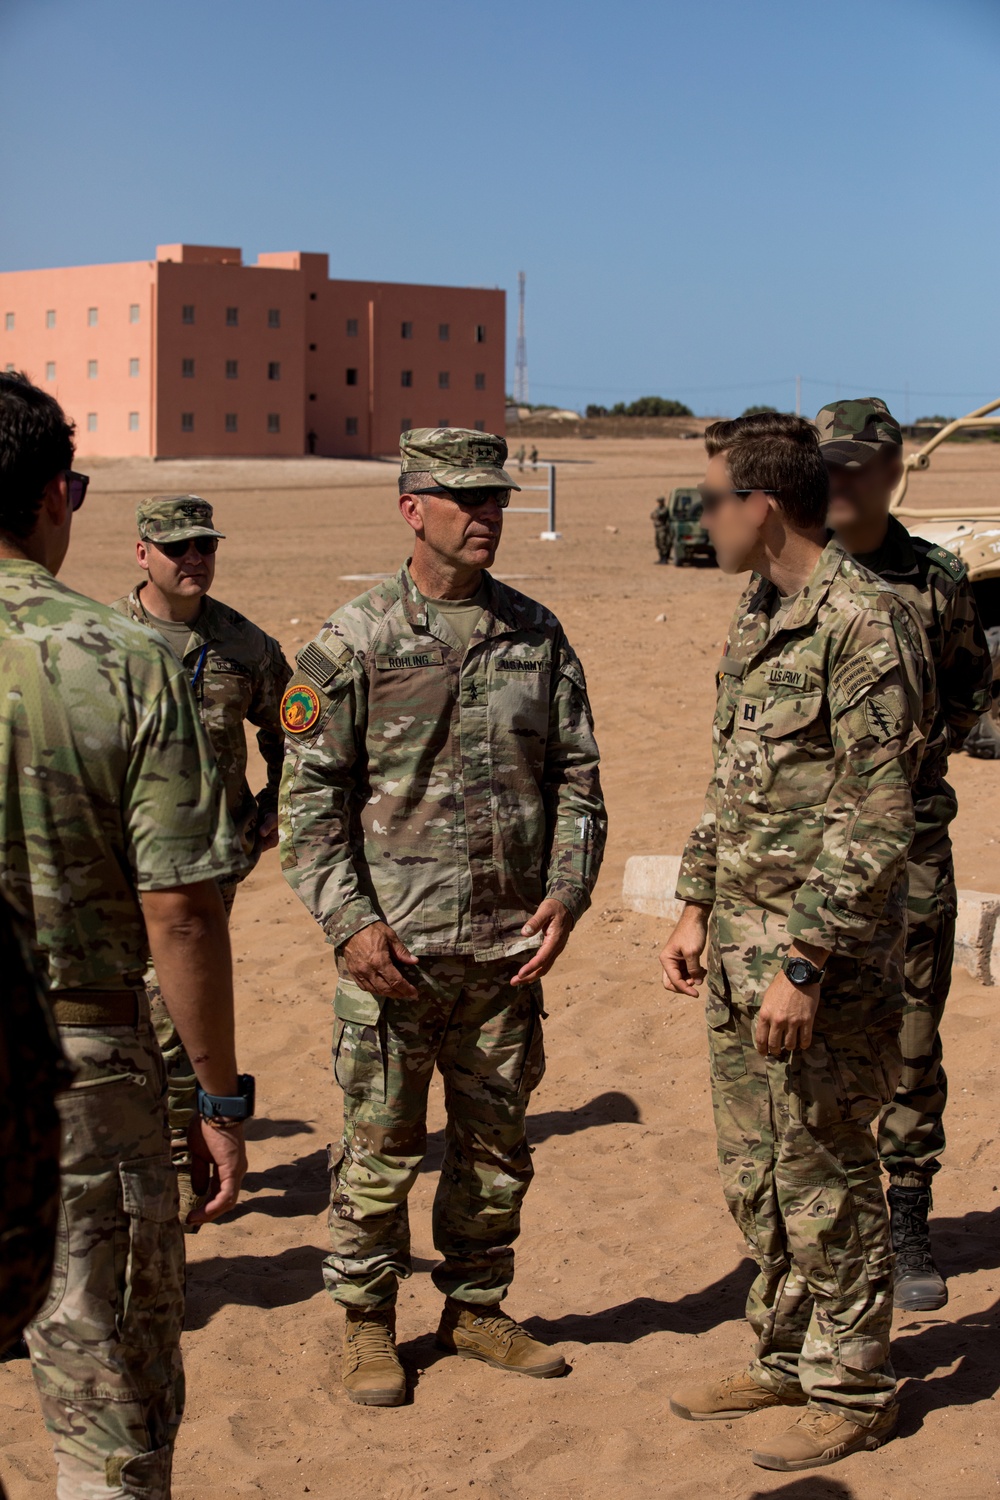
[782,956,825,987]
[196,1073,256,1126]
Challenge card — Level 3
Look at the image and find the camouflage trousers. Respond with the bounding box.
[325,955,545,1310]
[26,994,185,1499]
[708,993,902,1424]
[146,876,239,1154]
[878,846,955,1188]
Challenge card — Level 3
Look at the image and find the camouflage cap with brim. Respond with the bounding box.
[814,398,903,468]
[136,495,226,542]
[399,427,521,491]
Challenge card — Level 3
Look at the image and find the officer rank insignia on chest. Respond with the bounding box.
[736,695,763,732]
[281,684,322,734]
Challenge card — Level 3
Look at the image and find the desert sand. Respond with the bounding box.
[2,436,999,1499]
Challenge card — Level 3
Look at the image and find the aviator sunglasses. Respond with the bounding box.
[697,485,776,517]
[408,485,511,509]
[154,536,220,559]
[66,470,90,511]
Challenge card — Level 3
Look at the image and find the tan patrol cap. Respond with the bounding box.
[136,495,225,543]
[399,427,521,491]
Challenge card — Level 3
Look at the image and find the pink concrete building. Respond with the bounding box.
[0,245,506,458]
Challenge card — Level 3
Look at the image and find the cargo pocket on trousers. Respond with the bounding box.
[517,985,547,1097]
[117,1158,184,1351]
[332,979,387,1102]
[706,993,748,1082]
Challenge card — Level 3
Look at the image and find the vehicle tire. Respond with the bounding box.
[673,551,685,567]
[963,627,1000,759]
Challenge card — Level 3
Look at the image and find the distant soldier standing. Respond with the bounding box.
[651,495,672,563]
[280,427,606,1407]
[0,372,251,1498]
[818,397,992,1310]
[516,443,526,471]
[530,444,539,467]
[660,414,933,1471]
[113,497,290,1224]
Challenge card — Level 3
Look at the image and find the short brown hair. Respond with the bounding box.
[704,411,828,529]
[0,371,76,540]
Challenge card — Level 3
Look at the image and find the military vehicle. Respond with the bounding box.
[666,486,716,567]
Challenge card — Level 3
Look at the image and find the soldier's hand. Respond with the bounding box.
[755,973,821,1056]
[256,812,280,852]
[343,921,419,1000]
[186,1118,248,1224]
[511,898,574,986]
[659,904,709,996]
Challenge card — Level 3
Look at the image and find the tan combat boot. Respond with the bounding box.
[751,1404,898,1470]
[670,1368,807,1421]
[435,1298,566,1378]
[342,1307,406,1407]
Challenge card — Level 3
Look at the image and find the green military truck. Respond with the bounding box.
[666,486,716,567]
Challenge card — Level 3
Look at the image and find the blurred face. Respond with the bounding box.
[137,535,217,601]
[826,449,902,534]
[698,452,772,573]
[401,485,508,571]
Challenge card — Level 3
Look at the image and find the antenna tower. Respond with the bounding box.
[514,270,528,405]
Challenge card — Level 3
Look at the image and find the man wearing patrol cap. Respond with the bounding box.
[817,397,992,1311]
[280,426,607,1407]
[113,496,291,1225]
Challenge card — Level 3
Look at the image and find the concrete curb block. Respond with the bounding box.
[622,856,1000,988]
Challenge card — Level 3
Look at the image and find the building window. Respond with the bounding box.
[439,418,449,428]
[130,358,140,377]
[130,304,140,323]
[182,304,195,324]
[46,361,56,381]
[401,321,413,339]
[226,359,238,379]
[346,417,358,436]
[129,412,140,431]
[87,413,97,432]
[88,307,98,326]
[401,370,412,388]
[475,324,486,342]
[346,368,358,386]
[46,309,56,329]
[4,313,14,331]
[267,413,280,433]
[309,342,317,351]
[226,306,239,327]
[309,392,317,401]
[475,372,486,390]
[88,360,98,379]
[346,318,358,337]
[439,323,450,341]
[268,308,281,328]
[225,413,238,433]
[474,419,486,431]
[400,417,412,432]
[182,358,195,378]
[268,361,281,381]
[309,291,317,301]
[181,412,194,432]
[438,371,450,390]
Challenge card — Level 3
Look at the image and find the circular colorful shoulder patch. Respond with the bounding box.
[281,683,321,734]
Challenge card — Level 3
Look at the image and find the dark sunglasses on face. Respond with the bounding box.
[411,485,511,509]
[155,536,219,559]
[696,485,775,517]
[66,470,89,512]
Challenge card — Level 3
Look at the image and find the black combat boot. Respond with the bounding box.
[888,1184,948,1312]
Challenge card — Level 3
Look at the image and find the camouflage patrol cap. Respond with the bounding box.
[814,398,903,468]
[136,495,225,543]
[399,427,521,491]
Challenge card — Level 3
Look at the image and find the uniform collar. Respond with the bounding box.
[397,563,520,644]
[852,513,919,580]
[746,538,849,636]
[129,581,221,649]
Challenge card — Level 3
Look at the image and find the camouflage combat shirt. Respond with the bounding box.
[852,515,992,840]
[676,540,935,1015]
[1,562,244,991]
[280,564,607,959]
[113,584,291,857]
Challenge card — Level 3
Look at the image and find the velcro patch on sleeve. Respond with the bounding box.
[831,649,884,710]
[280,684,323,734]
[296,639,349,687]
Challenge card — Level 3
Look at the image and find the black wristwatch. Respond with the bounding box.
[782,956,825,987]
[197,1073,256,1124]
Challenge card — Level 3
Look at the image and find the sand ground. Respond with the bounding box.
[2,438,999,1499]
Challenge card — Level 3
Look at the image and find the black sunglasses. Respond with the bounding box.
[155,537,219,559]
[410,485,511,509]
[696,486,775,517]
[66,470,89,512]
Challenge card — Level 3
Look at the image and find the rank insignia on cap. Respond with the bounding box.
[281,684,322,734]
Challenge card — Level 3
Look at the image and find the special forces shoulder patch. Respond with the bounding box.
[864,692,904,743]
[281,683,322,734]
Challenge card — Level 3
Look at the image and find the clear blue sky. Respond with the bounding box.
[2,0,997,417]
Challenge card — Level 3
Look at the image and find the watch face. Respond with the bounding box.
[786,958,817,984]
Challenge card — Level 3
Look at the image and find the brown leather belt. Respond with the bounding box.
[49,990,140,1027]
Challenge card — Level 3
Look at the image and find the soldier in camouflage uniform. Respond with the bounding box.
[818,397,992,1311]
[0,372,250,1498]
[651,496,672,563]
[112,497,290,1227]
[660,413,934,1472]
[280,427,606,1407]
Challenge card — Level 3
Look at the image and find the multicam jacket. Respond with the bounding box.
[676,540,935,1016]
[114,585,291,858]
[853,515,992,841]
[1,562,243,991]
[280,565,607,960]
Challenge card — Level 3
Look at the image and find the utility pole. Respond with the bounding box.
[514,271,528,406]
[795,373,802,416]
